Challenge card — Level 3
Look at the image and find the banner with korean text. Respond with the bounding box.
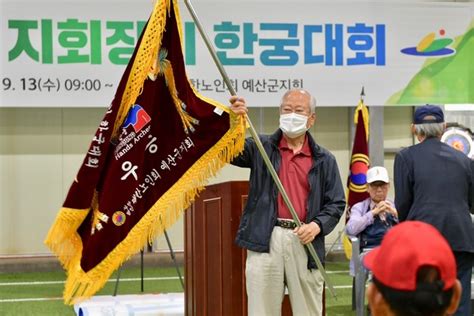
[1,0,473,107]
[44,0,245,303]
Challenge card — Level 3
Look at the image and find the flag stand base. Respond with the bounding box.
[113,229,184,296]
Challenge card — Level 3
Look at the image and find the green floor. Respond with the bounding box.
[0,262,354,315]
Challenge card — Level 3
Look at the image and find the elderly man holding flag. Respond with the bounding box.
[230,90,345,316]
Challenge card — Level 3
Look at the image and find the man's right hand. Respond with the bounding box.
[229,96,248,115]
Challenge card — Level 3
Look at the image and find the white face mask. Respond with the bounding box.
[279,113,309,138]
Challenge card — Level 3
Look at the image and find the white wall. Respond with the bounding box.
[0,104,415,255]
[0,108,106,254]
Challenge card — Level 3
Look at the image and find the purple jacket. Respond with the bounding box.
[345,197,397,237]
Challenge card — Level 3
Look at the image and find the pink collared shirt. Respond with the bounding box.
[277,135,312,221]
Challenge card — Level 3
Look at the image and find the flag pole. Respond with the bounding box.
[183,0,336,298]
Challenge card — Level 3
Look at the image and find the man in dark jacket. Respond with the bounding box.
[394,104,474,316]
[229,89,345,316]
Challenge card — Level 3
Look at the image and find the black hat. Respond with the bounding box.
[414,105,444,124]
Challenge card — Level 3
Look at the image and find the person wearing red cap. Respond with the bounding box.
[364,221,462,316]
[394,104,474,315]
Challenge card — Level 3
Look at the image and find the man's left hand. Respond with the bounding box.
[294,222,321,244]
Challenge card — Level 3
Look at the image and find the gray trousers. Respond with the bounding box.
[246,226,324,316]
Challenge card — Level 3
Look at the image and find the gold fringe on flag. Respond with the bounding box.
[112,0,170,138]
[354,99,370,141]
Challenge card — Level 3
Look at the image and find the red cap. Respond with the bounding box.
[363,221,456,291]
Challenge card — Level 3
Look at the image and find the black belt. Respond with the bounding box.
[275,219,298,229]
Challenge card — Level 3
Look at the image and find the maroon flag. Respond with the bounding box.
[343,100,370,258]
[45,0,244,304]
[347,100,370,210]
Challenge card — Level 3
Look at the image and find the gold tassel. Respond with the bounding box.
[354,99,370,141]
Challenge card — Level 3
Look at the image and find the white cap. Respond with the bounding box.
[366,166,389,184]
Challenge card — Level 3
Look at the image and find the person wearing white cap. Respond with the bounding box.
[346,166,398,275]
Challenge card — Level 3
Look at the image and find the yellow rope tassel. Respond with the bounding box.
[163,64,199,134]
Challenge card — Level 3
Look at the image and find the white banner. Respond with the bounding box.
[1,0,473,107]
